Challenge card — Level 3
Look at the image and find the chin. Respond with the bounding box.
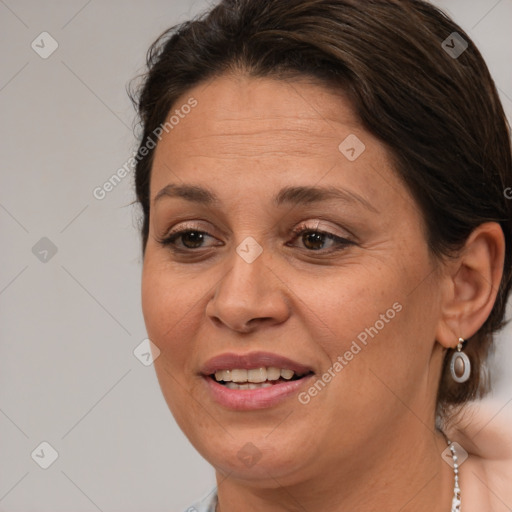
[187,426,312,485]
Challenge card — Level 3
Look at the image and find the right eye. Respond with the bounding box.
[158,228,220,251]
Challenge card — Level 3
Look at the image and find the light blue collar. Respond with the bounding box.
[185,488,218,512]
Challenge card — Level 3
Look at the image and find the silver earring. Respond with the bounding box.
[450,337,471,383]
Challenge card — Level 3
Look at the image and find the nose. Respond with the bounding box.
[205,243,291,334]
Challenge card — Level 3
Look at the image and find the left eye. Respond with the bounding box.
[288,227,353,252]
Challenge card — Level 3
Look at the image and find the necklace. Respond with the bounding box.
[214,437,462,512]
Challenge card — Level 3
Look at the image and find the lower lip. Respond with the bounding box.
[203,375,314,410]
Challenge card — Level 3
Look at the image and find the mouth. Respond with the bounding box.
[209,367,313,390]
[200,351,315,410]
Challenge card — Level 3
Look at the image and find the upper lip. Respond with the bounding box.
[200,351,314,376]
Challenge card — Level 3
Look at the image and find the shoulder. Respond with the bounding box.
[444,398,512,512]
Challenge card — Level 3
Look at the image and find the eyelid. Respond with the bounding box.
[164,220,212,238]
[160,219,349,241]
[291,219,348,236]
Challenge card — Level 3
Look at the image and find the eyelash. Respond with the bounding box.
[157,222,354,254]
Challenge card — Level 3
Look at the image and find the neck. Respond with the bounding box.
[215,423,455,512]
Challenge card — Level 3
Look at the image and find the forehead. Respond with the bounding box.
[149,74,402,212]
[160,74,361,149]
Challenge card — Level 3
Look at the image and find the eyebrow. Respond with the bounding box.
[153,183,378,213]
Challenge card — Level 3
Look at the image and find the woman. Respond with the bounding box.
[129,0,512,510]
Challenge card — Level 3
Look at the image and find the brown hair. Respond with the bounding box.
[129,0,512,416]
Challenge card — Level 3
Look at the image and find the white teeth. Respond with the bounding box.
[215,370,231,382]
[247,368,266,383]
[280,369,294,380]
[213,366,299,383]
[225,382,273,390]
[231,369,248,382]
[267,367,281,381]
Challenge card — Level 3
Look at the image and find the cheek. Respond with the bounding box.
[298,257,440,425]
[141,261,169,346]
[141,257,206,424]
[297,264,400,351]
[141,257,199,365]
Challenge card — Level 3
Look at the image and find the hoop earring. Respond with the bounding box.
[450,337,471,383]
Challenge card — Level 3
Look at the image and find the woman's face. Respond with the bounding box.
[141,74,447,483]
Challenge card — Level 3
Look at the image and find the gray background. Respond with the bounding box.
[0,1,511,511]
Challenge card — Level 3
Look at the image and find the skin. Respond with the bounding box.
[141,73,505,511]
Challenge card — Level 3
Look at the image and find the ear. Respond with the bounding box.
[435,222,505,349]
